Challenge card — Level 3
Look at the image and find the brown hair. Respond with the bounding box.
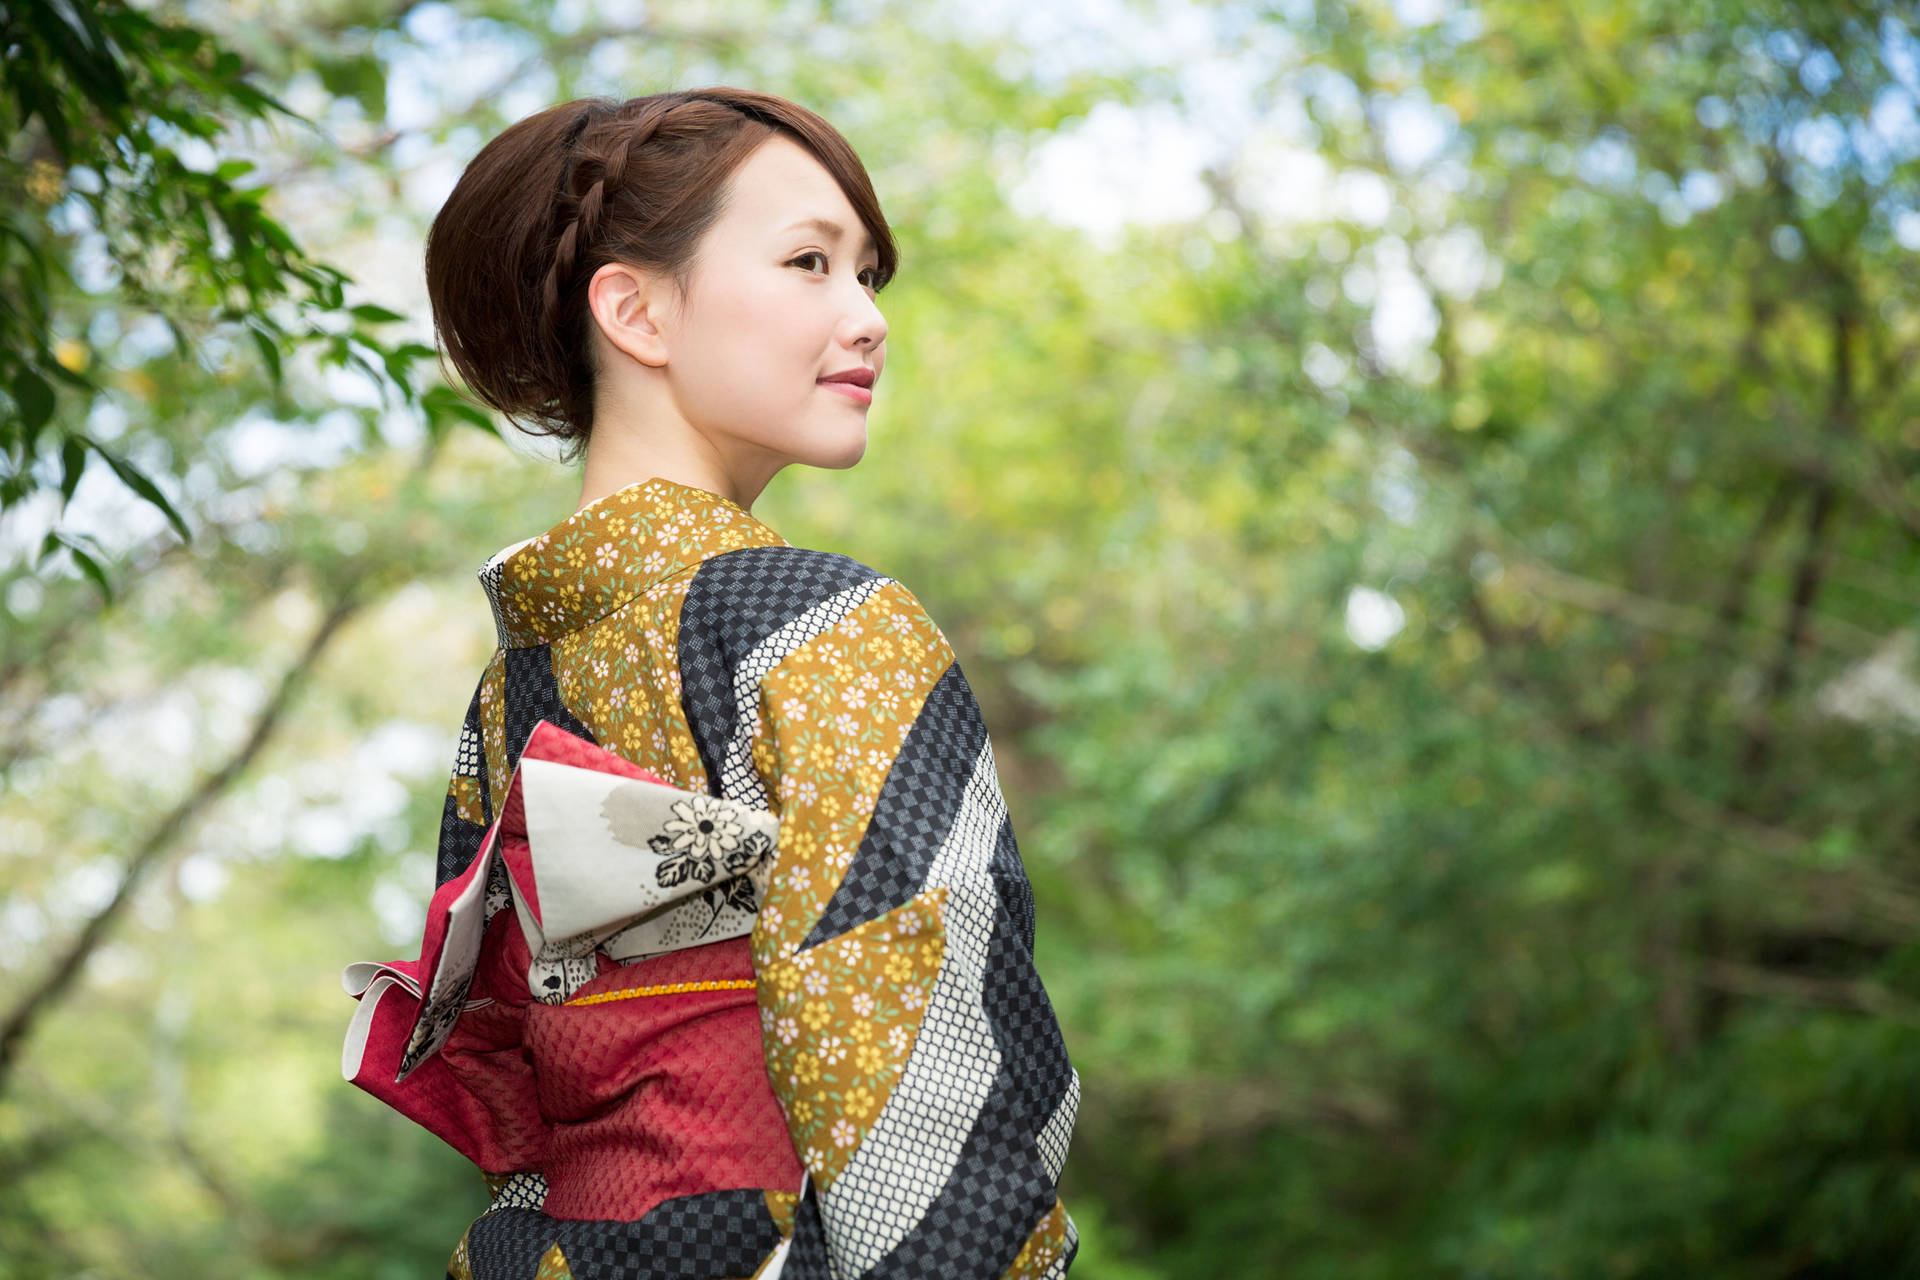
[424,87,897,459]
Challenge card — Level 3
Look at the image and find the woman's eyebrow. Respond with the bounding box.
[781,216,878,257]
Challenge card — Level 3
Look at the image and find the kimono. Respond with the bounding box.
[341,476,1079,1280]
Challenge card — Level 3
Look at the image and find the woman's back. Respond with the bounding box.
[361,475,1078,1279]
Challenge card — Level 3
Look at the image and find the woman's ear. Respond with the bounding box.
[586,261,674,369]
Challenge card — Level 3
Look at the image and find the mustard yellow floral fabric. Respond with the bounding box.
[551,577,708,793]
[477,650,508,813]
[756,890,947,1187]
[1001,1199,1077,1280]
[744,581,955,965]
[488,476,787,651]
[762,1188,798,1237]
[533,1243,572,1280]
[447,1229,474,1280]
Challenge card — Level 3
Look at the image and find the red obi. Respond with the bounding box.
[341,722,804,1220]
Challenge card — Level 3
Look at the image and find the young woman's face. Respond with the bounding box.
[657,134,888,471]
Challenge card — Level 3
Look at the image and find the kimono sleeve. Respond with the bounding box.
[685,547,1080,1280]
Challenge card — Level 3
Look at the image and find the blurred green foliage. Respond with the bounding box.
[3,0,1919,1277]
[0,0,484,594]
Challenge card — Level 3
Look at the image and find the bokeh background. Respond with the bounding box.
[5,0,1920,1276]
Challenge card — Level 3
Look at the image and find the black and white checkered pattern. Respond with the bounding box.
[780,1191,835,1279]
[456,718,486,783]
[986,787,1037,956]
[864,1081,1057,1278]
[479,539,537,650]
[444,538,586,889]
[1035,1070,1079,1185]
[436,789,488,890]
[488,1171,549,1212]
[677,546,889,799]
[437,677,493,886]
[842,830,1072,1278]
[464,1189,783,1280]
[501,645,596,776]
[984,886,1076,1134]
[561,1187,782,1278]
[818,725,1008,1276]
[464,1206,561,1277]
[436,643,597,889]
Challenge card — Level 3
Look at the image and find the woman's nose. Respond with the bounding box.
[845,292,886,349]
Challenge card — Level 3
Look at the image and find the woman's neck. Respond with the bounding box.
[576,416,765,515]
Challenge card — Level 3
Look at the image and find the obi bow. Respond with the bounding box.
[339,721,779,1163]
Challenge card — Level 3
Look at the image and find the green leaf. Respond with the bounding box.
[63,538,113,604]
[422,384,497,440]
[253,214,296,254]
[350,304,406,324]
[314,53,387,125]
[380,344,415,395]
[225,79,300,122]
[12,368,55,431]
[249,325,282,386]
[90,442,192,544]
[59,435,87,504]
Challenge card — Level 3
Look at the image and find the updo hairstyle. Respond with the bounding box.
[424,87,898,460]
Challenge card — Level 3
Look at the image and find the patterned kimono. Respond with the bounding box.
[341,477,1079,1279]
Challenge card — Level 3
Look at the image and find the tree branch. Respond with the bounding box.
[0,588,364,1096]
[1658,783,1920,935]
[1696,958,1920,1026]
[1680,474,1799,757]
[1502,550,1876,658]
[1739,299,1857,780]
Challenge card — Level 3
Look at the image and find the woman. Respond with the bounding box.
[340,88,1080,1280]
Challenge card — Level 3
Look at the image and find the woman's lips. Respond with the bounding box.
[819,380,873,405]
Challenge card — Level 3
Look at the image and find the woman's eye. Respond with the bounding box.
[792,253,880,290]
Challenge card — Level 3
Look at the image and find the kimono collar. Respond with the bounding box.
[479,476,790,649]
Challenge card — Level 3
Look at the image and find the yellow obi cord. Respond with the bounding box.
[564,978,758,1007]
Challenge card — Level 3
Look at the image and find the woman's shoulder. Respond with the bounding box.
[666,544,959,744]
[674,542,946,655]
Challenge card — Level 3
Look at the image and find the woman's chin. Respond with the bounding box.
[801,420,868,470]
[827,433,868,469]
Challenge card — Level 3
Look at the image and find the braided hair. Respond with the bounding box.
[541,95,686,325]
